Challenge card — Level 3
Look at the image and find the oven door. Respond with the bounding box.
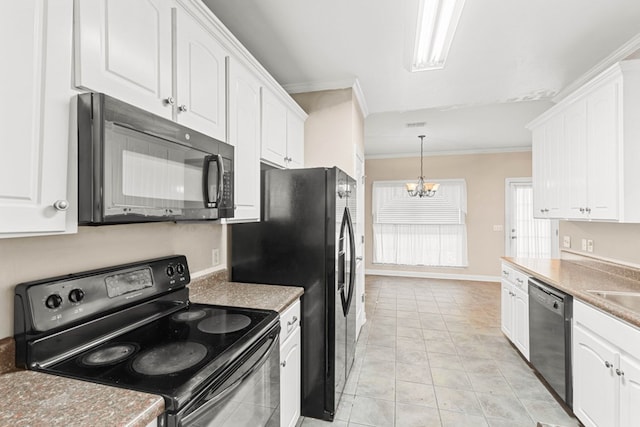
[172,325,281,427]
[102,122,225,222]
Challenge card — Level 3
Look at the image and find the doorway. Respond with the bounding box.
[505,178,559,258]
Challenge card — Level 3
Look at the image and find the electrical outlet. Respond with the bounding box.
[587,240,594,253]
[563,236,571,248]
[212,249,220,266]
[581,239,587,251]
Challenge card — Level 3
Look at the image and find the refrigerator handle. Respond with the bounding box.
[345,207,356,315]
[339,208,349,315]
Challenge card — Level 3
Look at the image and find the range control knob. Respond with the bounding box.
[69,288,85,303]
[166,265,175,277]
[45,294,63,309]
[176,263,185,275]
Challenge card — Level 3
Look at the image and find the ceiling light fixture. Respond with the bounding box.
[412,0,466,71]
[406,135,439,198]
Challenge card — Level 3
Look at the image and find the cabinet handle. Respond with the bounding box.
[605,361,612,368]
[178,104,188,112]
[586,207,591,214]
[579,207,585,213]
[281,361,286,368]
[287,316,298,327]
[540,209,545,213]
[502,270,509,276]
[164,97,175,105]
[616,368,625,377]
[516,278,523,284]
[53,200,69,211]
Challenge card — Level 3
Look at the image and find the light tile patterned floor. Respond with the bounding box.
[297,275,581,427]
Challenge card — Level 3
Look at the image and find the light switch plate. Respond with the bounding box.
[563,236,571,248]
[212,248,220,265]
[581,239,587,251]
[587,240,594,253]
[493,225,503,232]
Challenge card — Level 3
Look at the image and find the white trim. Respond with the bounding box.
[352,79,369,118]
[366,268,500,283]
[365,146,532,160]
[191,264,227,279]
[553,33,640,103]
[283,78,358,94]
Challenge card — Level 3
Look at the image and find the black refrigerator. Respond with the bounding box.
[231,166,357,421]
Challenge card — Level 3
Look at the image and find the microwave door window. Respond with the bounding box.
[104,124,209,219]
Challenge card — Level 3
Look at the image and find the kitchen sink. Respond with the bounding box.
[587,290,640,313]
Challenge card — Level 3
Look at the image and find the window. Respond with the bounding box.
[372,179,468,267]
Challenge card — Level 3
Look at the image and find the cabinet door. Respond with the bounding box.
[261,89,288,168]
[500,282,514,339]
[227,59,261,222]
[174,6,227,141]
[74,0,172,118]
[280,326,301,427]
[512,286,529,361]
[619,353,640,427]
[286,112,305,169]
[0,0,74,235]
[545,115,564,218]
[565,99,588,218]
[531,126,547,218]
[573,324,618,427]
[586,80,620,220]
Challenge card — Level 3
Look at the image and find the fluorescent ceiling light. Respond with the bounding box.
[412,0,466,71]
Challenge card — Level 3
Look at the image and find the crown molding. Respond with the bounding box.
[553,32,640,103]
[364,146,532,160]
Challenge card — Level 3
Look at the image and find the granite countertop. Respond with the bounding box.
[503,255,640,328]
[188,269,304,313]
[0,369,164,427]
[0,269,302,426]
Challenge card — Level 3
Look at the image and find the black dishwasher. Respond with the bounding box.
[529,278,573,409]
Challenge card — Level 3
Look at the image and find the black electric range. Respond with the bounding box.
[14,256,280,426]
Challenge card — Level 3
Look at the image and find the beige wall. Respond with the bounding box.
[0,222,225,339]
[293,88,362,177]
[365,151,532,278]
[559,221,640,266]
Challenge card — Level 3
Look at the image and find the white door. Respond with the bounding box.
[174,6,227,141]
[512,286,529,360]
[280,327,301,427]
[354,148,366,338]
[619,353,640,427]
[74,0,173,117]
[0,0,74,235]
[573,324,618,427]
[261,88,288,168]
[505,179,558,258]
[227,59,261,222]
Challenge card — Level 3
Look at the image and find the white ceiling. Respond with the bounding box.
[203,0,640,157]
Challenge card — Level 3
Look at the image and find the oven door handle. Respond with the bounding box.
[182,333,279,422]
[203,154,223,208]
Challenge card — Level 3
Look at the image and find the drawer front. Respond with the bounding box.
[280,299,301,342]
[501,263,529,293]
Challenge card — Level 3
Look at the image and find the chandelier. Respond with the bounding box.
[406,135,440,197]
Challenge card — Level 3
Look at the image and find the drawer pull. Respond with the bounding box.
[287,316,298,327]
[605,361,612,368]
[616,368,625,377]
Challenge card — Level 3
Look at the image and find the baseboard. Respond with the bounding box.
[365,269,500,283]
[191,265,227,279]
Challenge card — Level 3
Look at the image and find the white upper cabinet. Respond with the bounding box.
[261,88,306,169]
[74,0,173,118]
[174,6,227,141]
[528,60,640,222]
[227,59,261,223]
[0,0,76,237]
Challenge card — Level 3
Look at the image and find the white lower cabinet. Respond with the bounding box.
[573,300,640,427]
[500,264,529,360]
[279,300,301,427]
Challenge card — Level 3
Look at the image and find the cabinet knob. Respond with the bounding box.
[580,207,585,213]
[164,97,175,106]
[53,200,69,211]
[616,368,625,377]
[586,207,591,214]
[605,361,612,368]
[178,104,188,112]
[281,361,287,367]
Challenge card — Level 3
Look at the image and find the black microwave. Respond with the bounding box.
[78,93,234,225]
